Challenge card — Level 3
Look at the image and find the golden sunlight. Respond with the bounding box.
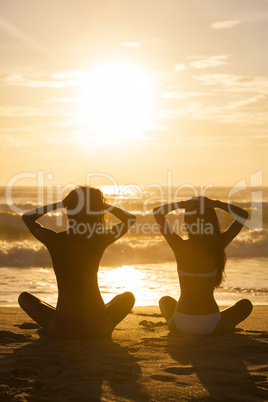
[99,265,147,305]
[75,62,154,143]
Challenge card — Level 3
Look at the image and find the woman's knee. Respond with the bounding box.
[122,291,135,309]
[159,296,176,308]
[159,295,170,305]
[159,296,177,321]
[237,299,253,315]
[18,292,31,307]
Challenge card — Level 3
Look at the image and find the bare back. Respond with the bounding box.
[169,237,220,314]
[42,230,109,317]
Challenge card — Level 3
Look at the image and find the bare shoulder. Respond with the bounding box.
[38,228,67,247]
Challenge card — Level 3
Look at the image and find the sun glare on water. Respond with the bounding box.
[75,63,154,144]
[99,265,148,305]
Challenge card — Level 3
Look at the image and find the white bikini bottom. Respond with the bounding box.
[173,310,222,335]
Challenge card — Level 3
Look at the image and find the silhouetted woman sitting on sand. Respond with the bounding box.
[19,186,136,339]
[153,196,253,335]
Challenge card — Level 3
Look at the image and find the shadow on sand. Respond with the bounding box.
[167,329,268,401]
[0,327,149,401]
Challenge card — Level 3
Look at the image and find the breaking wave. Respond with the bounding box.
[0,195,267,267]
[1,230,268,268]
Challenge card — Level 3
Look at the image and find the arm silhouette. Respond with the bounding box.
[102,203,136,245]
[213,200,248,247]
[153,201,185,249]
[22,202,63,244]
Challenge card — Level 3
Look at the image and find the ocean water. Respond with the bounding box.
[0,185,267,307]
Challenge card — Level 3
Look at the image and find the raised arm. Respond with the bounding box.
[153,201,185,247]
[22,201,63,244]
[213,200,249,247]
[102,203,136,244]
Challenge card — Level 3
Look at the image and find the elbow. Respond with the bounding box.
[239,210,249,227]
[22,214,30,230]
[241,209,249,220]
[153,206,164,218]
[129,216,136,226]
[22,211,33,227]
[22,213,28,224]
[153,206,160,215]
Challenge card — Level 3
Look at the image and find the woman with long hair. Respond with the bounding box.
[153,196,252,335]
[19,186,136,339]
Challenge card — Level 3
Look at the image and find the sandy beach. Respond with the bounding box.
[0,306,267,401]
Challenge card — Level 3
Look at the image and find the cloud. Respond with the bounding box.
[0,106,73,118]
[228,94,268,117]
[162,92,203,99]
[195,74,268,94]
[211,20,241,29]
[158,76,268,127]
[44,97,79,103]
[51,71,83,80]
[174,55,230,72]
[160,99,268,126]
[1,71,84,88]
[189,55,230,69]
[174,64,187,72]
[161,73,268,126]
[0,121,71,134]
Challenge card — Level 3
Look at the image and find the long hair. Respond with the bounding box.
[63,186,106,227]
[184,207,226,288]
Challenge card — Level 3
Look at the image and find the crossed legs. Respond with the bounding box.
[18,291,135,336]
[159,296,253,334]
[18,292,56,331]
[158,296,178,331]
[213,299,253,334]
[105,291,135,328]
[18,291,252,336]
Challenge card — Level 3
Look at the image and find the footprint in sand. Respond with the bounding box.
[164,366,194,375]
[141,337,167,346]
[15,322,40,329]
[0,331,31,344]
[136,313,162,318]
[247,374,267,383]
[150,374,176,382]
[139,320,166,332]
[150,366,197,387]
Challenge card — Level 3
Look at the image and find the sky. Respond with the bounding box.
[1,0,268,189]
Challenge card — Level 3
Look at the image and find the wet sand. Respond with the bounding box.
[0,306,267,401]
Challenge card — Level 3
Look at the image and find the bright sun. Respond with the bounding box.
[75,62,153,144]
